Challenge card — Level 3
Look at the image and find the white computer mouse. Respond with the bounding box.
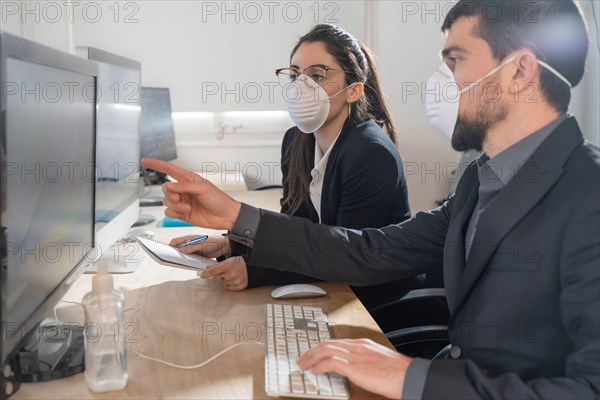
[270,284,327,299]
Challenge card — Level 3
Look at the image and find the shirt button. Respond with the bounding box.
[450,345,462,359]
[244,230,252,237]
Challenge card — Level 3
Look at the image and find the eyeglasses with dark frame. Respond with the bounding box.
[275,64,345,87]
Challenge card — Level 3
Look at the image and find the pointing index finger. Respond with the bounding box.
[142,158,198,182]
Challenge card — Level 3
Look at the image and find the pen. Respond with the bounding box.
[176,235,209,249]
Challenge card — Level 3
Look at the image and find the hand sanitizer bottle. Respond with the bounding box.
[82,264,128,392]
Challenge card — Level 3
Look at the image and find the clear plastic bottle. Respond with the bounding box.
[82,264,128,392]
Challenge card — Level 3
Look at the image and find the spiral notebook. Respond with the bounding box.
[136,236,218,271]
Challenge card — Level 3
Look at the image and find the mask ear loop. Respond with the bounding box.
[329,82,359,99]
[327,82,363,120]
[502,53,573,89]
[461,53,573,93]
[538,60,573,88]
[459,55,519,94]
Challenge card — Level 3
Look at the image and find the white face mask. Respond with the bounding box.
[425,55,572,139]
[286,75,356,134]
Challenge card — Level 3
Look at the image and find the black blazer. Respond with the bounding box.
[244,118,411,287]
[245,117,600,397]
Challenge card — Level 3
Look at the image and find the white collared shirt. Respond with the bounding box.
[309,131,342,222]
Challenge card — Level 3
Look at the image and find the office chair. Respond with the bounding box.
[242,166,284,191]
[370,288,450,359]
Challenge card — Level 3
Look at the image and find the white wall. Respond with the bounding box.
[0,0,72,53]
[369,0,460,211]
[571,0,600,146]
[3,1,366,112]
[69,0,366,112]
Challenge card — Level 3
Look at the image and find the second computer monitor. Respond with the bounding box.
[140,87,177,161]
[77,47,142,255]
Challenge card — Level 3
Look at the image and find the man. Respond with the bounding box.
[144,1,599,398]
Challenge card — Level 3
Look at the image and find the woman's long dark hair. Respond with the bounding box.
[282,24,398,215]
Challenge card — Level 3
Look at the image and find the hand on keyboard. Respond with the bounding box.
[296,338,413,400]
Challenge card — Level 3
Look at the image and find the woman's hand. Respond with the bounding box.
[200,257,249,291]
[169,235,231,258]
[141,158,241,231]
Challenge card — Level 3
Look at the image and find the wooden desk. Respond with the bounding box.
[14,190,392,399]
[226,189,283,214]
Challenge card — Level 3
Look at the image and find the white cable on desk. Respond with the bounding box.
[130,341,265,370]
[53,303,264,370]
[128,307,264,369]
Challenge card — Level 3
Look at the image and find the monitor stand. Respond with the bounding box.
[139,179,165,210]
[141,168,170,186]
[137,182,163,225]
[133,213,155,226]
[15,324,85,383]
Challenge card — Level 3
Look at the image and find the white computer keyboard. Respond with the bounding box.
[264,304,350,399]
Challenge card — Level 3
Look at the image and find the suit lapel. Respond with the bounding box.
[320,119,354,224]
[451,117,584,315]
[444,163,480,312]
[453,163,564,312]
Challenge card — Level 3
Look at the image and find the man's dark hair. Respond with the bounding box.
[442,0,589,113]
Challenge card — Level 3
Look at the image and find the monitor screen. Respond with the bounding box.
[0,35,96,364]
[139,87,177,161]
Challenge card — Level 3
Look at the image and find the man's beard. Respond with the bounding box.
[451,99,508,152]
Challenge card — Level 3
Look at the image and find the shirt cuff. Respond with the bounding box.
[402,357,431,400]
[227,203,260,248]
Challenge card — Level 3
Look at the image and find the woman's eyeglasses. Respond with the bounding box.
[275,65,343,87]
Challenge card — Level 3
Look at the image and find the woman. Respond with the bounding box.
[171,24,417,309]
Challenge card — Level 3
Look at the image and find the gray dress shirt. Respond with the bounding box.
[228,113,568,399]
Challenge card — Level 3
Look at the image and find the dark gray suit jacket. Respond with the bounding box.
[244,117,600,398]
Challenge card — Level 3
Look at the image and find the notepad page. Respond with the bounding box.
[136,236,217,270]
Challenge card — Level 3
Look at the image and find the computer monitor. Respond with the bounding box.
[76,47,142,256]
[140,87,177,162]
[139,87,177,190]
[0,33,97,394]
